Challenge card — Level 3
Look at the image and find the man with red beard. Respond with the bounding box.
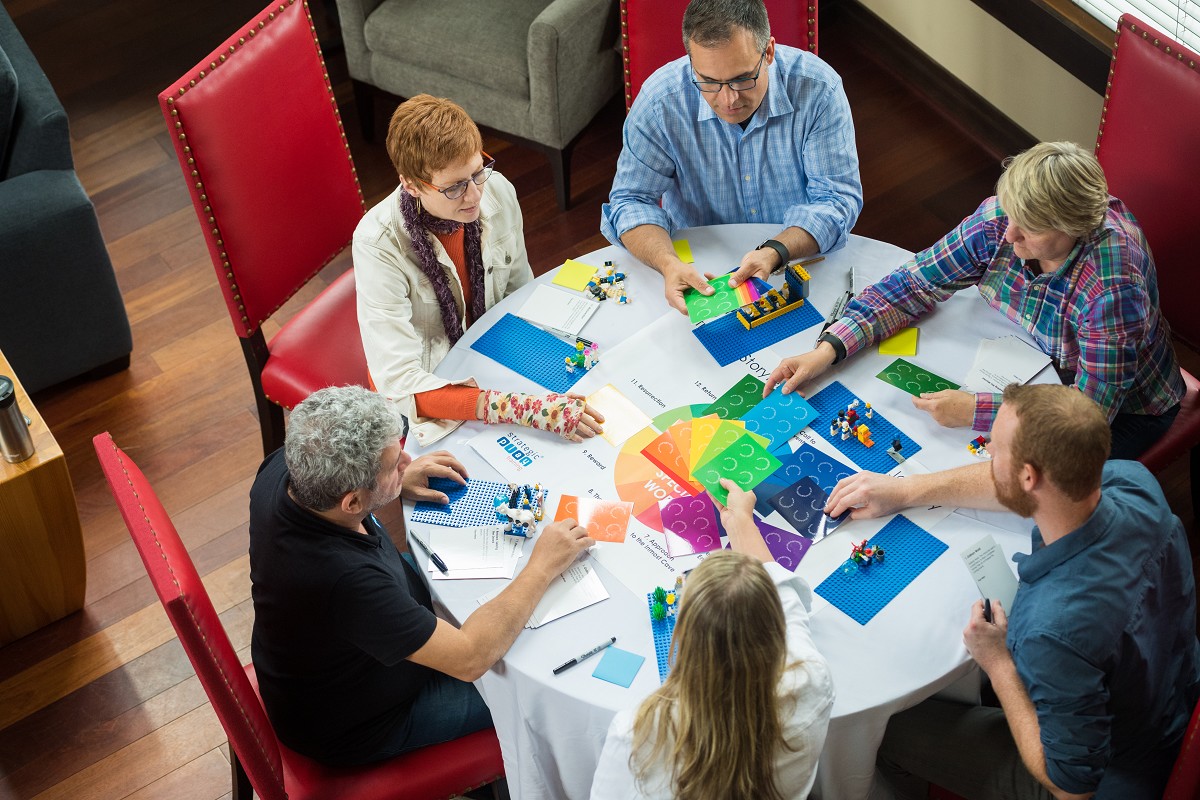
[825,384,1199,799]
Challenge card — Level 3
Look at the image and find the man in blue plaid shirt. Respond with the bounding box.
[766,142,1183,460]
[601,0,862,315]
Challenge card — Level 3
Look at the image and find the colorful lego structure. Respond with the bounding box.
[829,398,876,448]
[848,538,886,568]
[564,337,599,373]
[585,260,630,304]
[967,435,991,458]
[494,483,548,537]
[649,577,685,621]
[735,263,811,329]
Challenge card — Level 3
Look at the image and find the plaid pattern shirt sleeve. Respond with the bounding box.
[601,46,862,253]
[826,196,1182,429]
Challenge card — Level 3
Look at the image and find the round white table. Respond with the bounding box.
[403,226,1043,800]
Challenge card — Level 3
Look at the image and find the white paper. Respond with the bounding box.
[514,284,599,338]
[961,336,1052,394]
[426,524,524,580]
[477,559,610,628]
[469,428,551,482]
[960,533,1019,610]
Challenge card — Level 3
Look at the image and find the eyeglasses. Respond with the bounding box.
[691,51,767,93]
[418,152,495,200]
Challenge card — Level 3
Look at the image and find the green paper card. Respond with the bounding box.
[875,358,960,397]
[684,274,745,323]
[703,373,765,420]
[692,433,782,506]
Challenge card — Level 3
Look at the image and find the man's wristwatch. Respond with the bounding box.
[756,238,790,271]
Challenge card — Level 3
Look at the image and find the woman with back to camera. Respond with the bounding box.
[591,479,834,800]
[354,94,603,449]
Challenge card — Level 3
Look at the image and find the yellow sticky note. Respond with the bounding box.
[673,240,695,263]
[879,327,919,357]
[553,259,598,291]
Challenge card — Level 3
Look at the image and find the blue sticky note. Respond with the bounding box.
[592,646,645,688]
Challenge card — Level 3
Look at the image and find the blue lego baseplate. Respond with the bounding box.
[755,443,855,518]
[815,515,948,625]
[409,477,514,528]
[470,313,584,393]
[646,591,677,683]
[806,381,922,473]
[739,388,818,449]
[692,300,823,366]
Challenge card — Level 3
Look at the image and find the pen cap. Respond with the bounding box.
[0,376,36,463]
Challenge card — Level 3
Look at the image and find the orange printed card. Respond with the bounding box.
[555,495,635,543]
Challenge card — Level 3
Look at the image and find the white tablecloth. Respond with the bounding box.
[403,227,1044,800]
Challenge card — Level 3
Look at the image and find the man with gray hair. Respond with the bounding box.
[249,385,592,766]
[601,0,862,314]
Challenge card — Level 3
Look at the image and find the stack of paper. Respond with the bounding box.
[514,284,599,338]
[426,524,524,580]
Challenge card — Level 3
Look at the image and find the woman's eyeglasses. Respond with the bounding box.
[418,152,495,200]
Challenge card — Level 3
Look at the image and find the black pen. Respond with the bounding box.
[815,268,855,346]
[553,636,616,675]
[410,531,448,574]
[983,598,993,623]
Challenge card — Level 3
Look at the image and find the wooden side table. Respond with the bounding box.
[0,350,86,646]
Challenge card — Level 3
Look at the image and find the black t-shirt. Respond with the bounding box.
[248,449,438,763]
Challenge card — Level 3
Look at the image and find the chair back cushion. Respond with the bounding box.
[621,0,817,110]
[159,0,364,338]
[0,44,16,171]
[1096,14,1200,347]
[1165,696,1200,799]
[93,432,288,800]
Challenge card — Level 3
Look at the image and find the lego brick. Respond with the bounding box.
[554,495,634,543]
[647,592,678,683]
[693,300,824,366]
[409,477,515,528]
[815,515,948,625]
[875,358,959,397]
[739,388,818,448]
[756,518,813,572]
[767,476,827,538]
[470,313,584,393]
[806,382,922,472]
[660,493,725,556]
[703,373,766,420]
[692,433,782,506]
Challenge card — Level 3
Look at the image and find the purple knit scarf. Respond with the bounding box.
[397,190,486,345]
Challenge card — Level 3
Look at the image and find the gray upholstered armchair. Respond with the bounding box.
[334,0,619,209]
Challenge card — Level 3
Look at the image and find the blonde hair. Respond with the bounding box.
[996,141,1108,237]
[631,551,795,800]
[1002,383,1110,500]
[385,94,482,184]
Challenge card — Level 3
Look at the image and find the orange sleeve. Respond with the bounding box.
[414,385,482,420]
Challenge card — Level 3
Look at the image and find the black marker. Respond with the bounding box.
[553,636,616,675]
[983,598,993,623]
[410,531,448,574]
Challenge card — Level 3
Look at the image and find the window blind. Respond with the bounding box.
[1073,0,1200,52]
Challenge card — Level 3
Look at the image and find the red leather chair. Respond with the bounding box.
[94,431,506,800]
[1165,696,1200,799]
[159,0,370,456]
[1095,15,1200,513]
[620,0,818,110]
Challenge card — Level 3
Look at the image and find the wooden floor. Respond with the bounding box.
[1,1,1195,798]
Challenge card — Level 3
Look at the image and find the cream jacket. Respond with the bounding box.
[354,172,532,446]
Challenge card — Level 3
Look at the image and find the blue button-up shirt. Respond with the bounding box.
[1008,461,1200,797]
[601,45,862,253]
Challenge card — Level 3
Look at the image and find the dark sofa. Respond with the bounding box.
[0,4,131,394]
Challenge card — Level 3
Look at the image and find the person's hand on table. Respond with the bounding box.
[567,392,605,443]
[401,450,468,504]
[728,246,778,289]
[962,599,1011,675]
[913,389,974,428]
[663,259,712,315]
[764,341,838,396]
[527,518,594,577]
[824,471,911,520]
